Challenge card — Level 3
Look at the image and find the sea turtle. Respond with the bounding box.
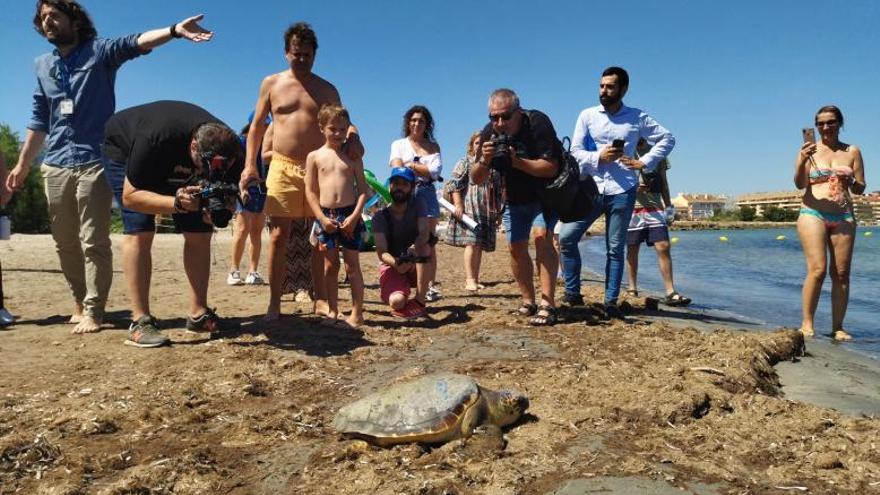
[332,373,529,447]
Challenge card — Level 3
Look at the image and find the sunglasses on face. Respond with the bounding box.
[815,120,839,128]
[489,111,515,123]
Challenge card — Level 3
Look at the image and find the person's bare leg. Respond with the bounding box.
[464,244,478,290]
[322,246,340,322]
[797,215,827,337]
[229,212,248,273]
[828,222,855,341]
[122,232,155,321]
[471,246,483,287]
[534,232,557,307]
[626,242,640,294]
[654,240,675,295]
[388,292,407,311]
[342,248,364,327]
[509,240,535,305]
[415,244,431,304]
[247,211,266,273]
[309,220,329,315]
[266,216,293,320]
[183,232,212,318]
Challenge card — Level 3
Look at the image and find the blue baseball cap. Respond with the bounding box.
[389,167,415,183]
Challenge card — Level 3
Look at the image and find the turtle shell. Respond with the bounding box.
[332,373,481,445]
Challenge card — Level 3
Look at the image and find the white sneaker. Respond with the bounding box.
[0,308,16,327]
[245,272,265,285]
[227,270,243,286]
[425,285,441,302]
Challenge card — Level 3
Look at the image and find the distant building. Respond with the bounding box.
[735,191,801,216]
[856,192,880,225]
[671,193,729,220]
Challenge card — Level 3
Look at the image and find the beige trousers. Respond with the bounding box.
[41,162,113,319]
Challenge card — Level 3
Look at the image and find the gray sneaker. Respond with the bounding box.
[125,315,169,348]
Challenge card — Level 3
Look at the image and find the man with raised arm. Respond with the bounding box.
[7,0,213,334]
[240,22,363,322]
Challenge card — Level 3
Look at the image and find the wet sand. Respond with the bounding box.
[1,232,879,494]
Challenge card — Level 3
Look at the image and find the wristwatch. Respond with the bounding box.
[169,23,182,39]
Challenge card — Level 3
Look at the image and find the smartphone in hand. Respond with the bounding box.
[612,139,625,150]
[802,128,816,144]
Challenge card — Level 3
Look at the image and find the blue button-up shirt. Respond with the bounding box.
[571,104,675,195]
[27,35,145,167]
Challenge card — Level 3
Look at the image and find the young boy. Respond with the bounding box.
[304,105,368,328]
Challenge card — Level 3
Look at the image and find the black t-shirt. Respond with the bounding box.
[480,109,562,205]
[372,201,425,257]
[103,100,223,194]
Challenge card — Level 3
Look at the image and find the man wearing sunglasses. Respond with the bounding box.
[561,66,675,320]
[102,101,242,348]
[471,88,563,326]
[7,0,214,335]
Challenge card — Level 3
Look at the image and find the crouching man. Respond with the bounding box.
[102,100,242,348]
[372,167,431,319]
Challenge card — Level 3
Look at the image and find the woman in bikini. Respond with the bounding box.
[794,105,866,341]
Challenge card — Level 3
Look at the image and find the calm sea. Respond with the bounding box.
[579,227,880,360]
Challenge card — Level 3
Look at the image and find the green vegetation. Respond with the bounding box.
[761,205,798,222]
[0,124,50,233]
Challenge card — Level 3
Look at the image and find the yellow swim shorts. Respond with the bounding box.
[264,153,313,218]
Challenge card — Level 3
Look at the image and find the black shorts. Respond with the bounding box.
[627,226,669,246]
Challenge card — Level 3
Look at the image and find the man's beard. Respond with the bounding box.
[599,94,621,107]
[47,30,76,47]
[391,190,410,204]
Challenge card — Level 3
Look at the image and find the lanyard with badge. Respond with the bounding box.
[56,44,83,116]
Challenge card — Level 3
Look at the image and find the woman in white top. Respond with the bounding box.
[389,105,443,301]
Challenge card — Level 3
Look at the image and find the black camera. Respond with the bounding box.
[489,133,513,173]
[197,180,239,228]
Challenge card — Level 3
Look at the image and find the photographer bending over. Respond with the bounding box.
[471,89,562,326]
[103,100,242,348]
[373,167,431,319]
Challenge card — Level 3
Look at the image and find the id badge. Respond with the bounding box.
[60,99,74,116]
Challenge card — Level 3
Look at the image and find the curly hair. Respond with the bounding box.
[402,105,435,142]
[284,22,318,52]
[33,0,97,41]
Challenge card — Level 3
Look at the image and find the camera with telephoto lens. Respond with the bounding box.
[196,180,239,228]
[489,133,514,173]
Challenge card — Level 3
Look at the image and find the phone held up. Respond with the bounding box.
[801,127,816,144]
[612,139,625,150]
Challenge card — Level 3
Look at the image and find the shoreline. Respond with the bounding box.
[1,233,879,492]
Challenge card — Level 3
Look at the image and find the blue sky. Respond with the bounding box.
[1,0,877,197]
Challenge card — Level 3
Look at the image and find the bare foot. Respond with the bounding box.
[344,314,364,329]
[799,327,815,338]
[465,279,479,292]
[264,304,281,322]
[71,315,102,334]
[69,302,84,323]
[314,299,330,317]
[832,329,853,341]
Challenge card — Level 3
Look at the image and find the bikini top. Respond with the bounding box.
[808,165,853,185]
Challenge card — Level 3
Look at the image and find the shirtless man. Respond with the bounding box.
[240,22,363,321]
[304,105,367,328]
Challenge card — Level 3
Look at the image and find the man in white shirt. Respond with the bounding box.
[561,67,675,319]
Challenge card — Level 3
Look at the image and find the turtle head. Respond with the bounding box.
[488,389,529,427]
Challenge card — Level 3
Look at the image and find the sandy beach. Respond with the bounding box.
[1,232,878,494]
